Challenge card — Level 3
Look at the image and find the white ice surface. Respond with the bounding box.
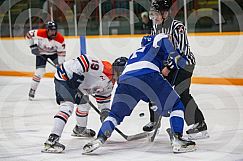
[0,76,243,161]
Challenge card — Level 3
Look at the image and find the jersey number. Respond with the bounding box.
[130,47,145,59]
[91,60,99,70]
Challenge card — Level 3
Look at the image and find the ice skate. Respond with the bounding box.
[28,88,35,100]
[41,134,65,153]
[71,125,96,137]
[82,137,104,154]
[186,121,209,140]
[171,133,196,153]
[143,121,161,132]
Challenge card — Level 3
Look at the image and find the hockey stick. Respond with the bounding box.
[166,128,173,142]
[38,55,57,68]
[150,114,162,142]
[86,96,152,141]
[45,56,150,141]
[77,90,151,141]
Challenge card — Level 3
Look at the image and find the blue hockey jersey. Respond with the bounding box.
[119,33,184,82]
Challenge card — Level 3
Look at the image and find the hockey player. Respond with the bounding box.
[143,0,209,140]
[41,54,113,153]
[83,33,196,154]
[26,21,66,100]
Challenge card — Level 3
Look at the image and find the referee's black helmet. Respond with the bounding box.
[150,0,172,12]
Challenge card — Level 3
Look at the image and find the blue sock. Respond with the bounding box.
[170,116,184,134]
[98,120,115,140]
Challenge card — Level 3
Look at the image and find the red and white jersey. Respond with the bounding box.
[55,54,114,110]
[26,29,66,56]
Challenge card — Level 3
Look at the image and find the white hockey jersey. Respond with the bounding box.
[26,29,66,56]
[55,54,114,110]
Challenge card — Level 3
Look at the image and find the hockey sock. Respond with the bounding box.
[75,107,88,127]
[97,116,117,140]
[30,68,45,90]
[51,102,74,136]
[170,110,184,134]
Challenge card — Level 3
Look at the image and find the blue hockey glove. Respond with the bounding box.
[30,44,40,56]
[141,35,155,47]
[174,54,187,69]
[168,51,187,69]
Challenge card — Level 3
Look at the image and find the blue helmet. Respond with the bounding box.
[141,35,155,47]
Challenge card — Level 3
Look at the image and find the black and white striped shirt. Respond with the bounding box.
[151,17,196,65]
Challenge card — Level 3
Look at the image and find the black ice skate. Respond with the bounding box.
[143,121,161,132]
[28,88,35,100]
[71,125,96,137]
[83,137,105,154]
[41,134,65,153]
[171,133,196,153]
[186,121,209,140]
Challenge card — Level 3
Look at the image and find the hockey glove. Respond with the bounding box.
[30,44,40,56]
[67,73,84,89]
[100,108,110,122]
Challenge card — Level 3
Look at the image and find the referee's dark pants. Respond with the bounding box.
[149,65,205,126]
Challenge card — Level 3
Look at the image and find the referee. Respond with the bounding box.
[143,0,209,140]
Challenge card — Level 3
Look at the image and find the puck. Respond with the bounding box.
[139,112,145,117]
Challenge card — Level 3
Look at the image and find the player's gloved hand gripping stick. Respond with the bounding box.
[30,44,40,56]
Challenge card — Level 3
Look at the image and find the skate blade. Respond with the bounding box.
[29,97,34,101]
[41,148,64,153]
[82,141,102,154]
[82,145,99,154]
[187,131,209,140]
[41,144,64,153]
[71,133,94,138]
[173,144,196,153]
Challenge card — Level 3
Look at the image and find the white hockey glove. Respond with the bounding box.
[30,44,40,56]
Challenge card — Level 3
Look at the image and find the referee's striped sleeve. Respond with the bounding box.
[172,22,195,65]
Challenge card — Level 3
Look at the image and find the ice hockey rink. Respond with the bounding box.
[0,76,243,161]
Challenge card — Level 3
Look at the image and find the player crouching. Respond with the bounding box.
[41,54,114,153]
[83,34,196,154]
